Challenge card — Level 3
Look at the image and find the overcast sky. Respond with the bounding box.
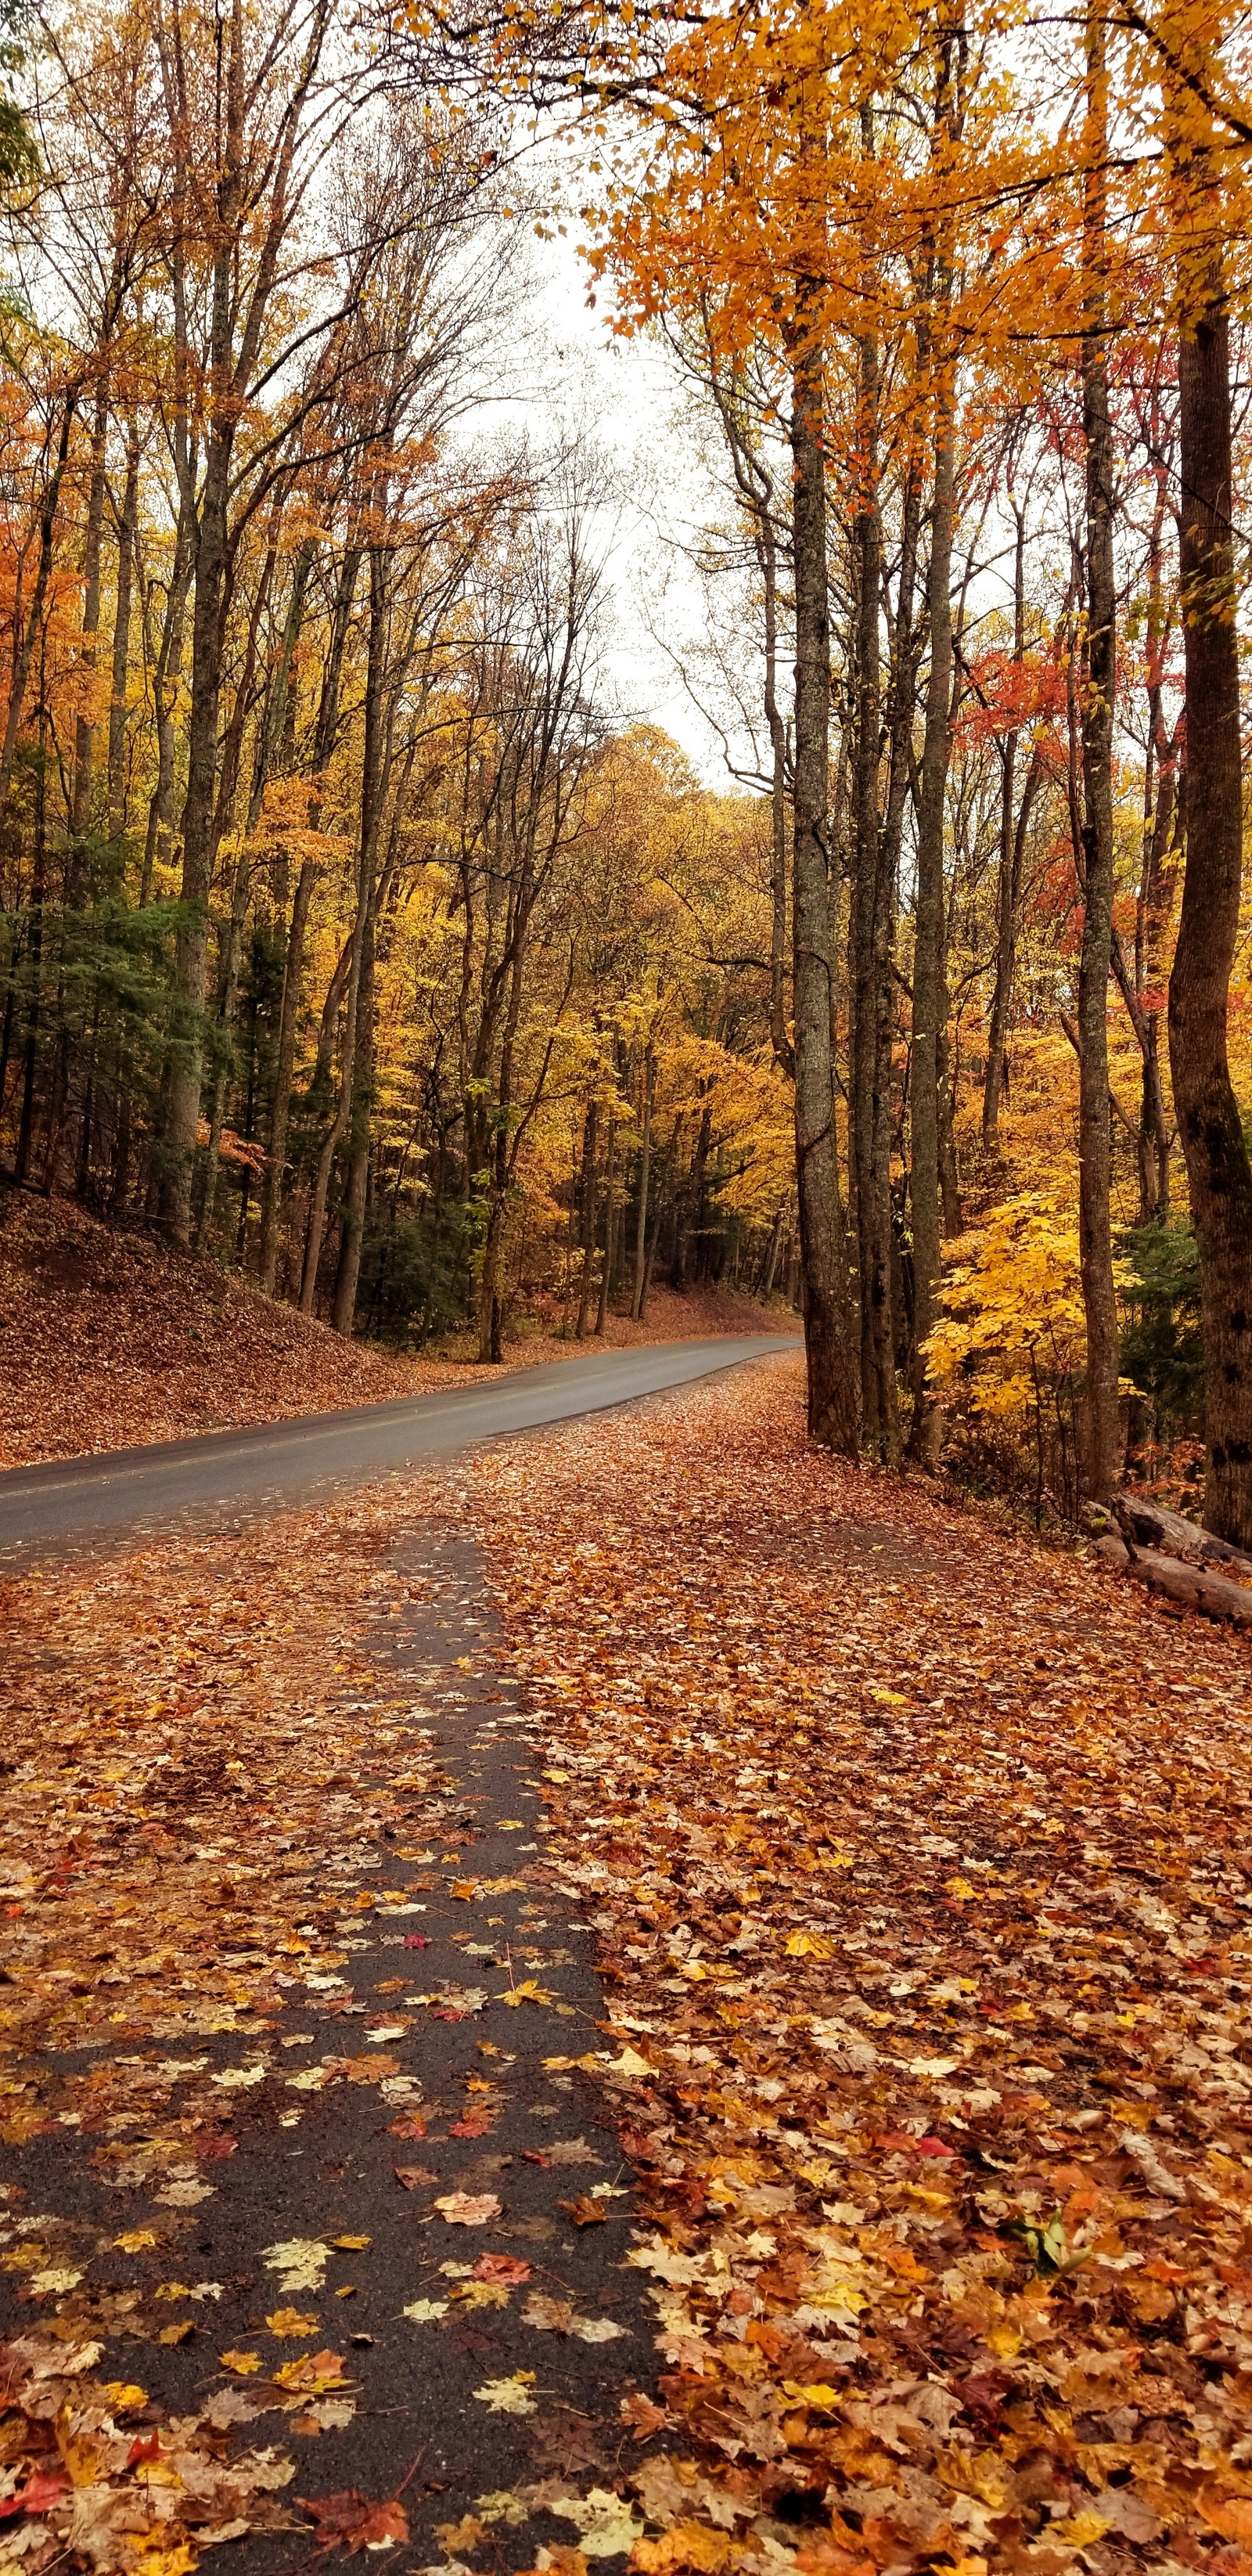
[495,225,743,787]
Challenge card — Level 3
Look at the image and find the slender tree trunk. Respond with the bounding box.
[575,1096,599,1338]
[71,373,110,846]
[162,413,232,1244]
[1076,0,1121,1501]
[330,903,374,1333]
[329,528,388,1334]
[259,852,315,1293]
[193,847,250,1252]
[631,1045,654,1320]
[910,417,955,1462]
[106,413,140,838]
[791,315,858,1453]
[1168,279,1252,1542]
[983,503,1026,1149]
[851,312,896,1456]
[595,1114,616,1334]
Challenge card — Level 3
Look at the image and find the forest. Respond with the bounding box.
[0,0,1249,1533]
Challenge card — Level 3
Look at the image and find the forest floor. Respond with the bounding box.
[0,1187,789,1468]
[2,1355,1252,2576]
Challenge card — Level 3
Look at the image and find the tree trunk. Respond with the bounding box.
[909,416,955,1463]
[595,1114,616,1334]
[71,373,110,847]
[259,852,315,1292]
[1168,280,1252,1543]
[161,413,231,1245]
[631,1045,654,1320]
[982,501,1026,1150]
[851,310,896,1457]
[791,319,858,1453]
[106,413,140,838]
[1075,1,1121,1501]
[330,527,388,1335]
[575,1096,599,1338]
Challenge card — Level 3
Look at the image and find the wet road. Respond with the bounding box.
[0,1334,797,1566]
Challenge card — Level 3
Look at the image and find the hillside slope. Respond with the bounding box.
[0,1190,790,1468]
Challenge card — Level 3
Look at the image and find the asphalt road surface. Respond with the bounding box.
[0,1334,797,1566]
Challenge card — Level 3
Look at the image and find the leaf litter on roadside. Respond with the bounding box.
[460,1359,1252,2576]
[5,1353,1252,2576]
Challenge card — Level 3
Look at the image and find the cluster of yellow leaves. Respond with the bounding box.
[925,1193,1138,1425]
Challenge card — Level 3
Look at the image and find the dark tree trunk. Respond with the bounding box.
[1168,283,1252,1543]
[790,321,857,1453]
[910,416,955,1462]
[106,413,140,838]
[1075,3,1121,1500]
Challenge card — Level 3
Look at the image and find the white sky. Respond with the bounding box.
[496,226,744,787]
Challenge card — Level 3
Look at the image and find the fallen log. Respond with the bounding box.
[1101,1490,1252,1578]
[1092,1532,1252,1626]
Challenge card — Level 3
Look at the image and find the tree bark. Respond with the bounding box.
[1075,0,1121,1501]
[910,416,955,1463]
[1168,281,1252,1542]
[791,319,858,1453]
[259,852,316,1293]
[106,413,140,838]
[71,373,110,846]
[851,309,896,1457]
[982,499,1026,1151]
[631,1045,654,1320]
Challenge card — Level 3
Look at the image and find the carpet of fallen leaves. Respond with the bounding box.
[462,1359,1252,2576]
[5,1353,1252,2576]
[0,1189,788,1467]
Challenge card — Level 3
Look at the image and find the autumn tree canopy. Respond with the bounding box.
[2,0,1251,1531]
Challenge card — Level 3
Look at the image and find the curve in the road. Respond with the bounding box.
[0,1332,798,1565]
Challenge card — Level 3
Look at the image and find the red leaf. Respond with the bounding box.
[299,2490,410,2555]
[403,1933,431,1949]
[523,2149,551,2167]
[449,2115,491,2138]
[473,2252,531,2283]
[387,2113,427,2139]
[0,2470,70,2520]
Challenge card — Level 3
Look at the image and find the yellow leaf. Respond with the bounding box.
[984,2322,1022,2358]
[115,2229,158,2254]
[945,1878,977,1901]
[220,2349,261,2375]
[333,2235,370,2250]
[272,2347,349,2394]
[266,2307,319,2338]
[129,2546,197,2576]
[102,2383,149,2412]
[1052,2513,1113,2547]
[785,1930,835,1959]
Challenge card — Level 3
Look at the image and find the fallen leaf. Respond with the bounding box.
[473,2374,538,2415]
[435,2192,502,2225]
[299,2490,410,2555]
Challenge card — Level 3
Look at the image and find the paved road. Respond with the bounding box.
[0,1333,797,1566]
